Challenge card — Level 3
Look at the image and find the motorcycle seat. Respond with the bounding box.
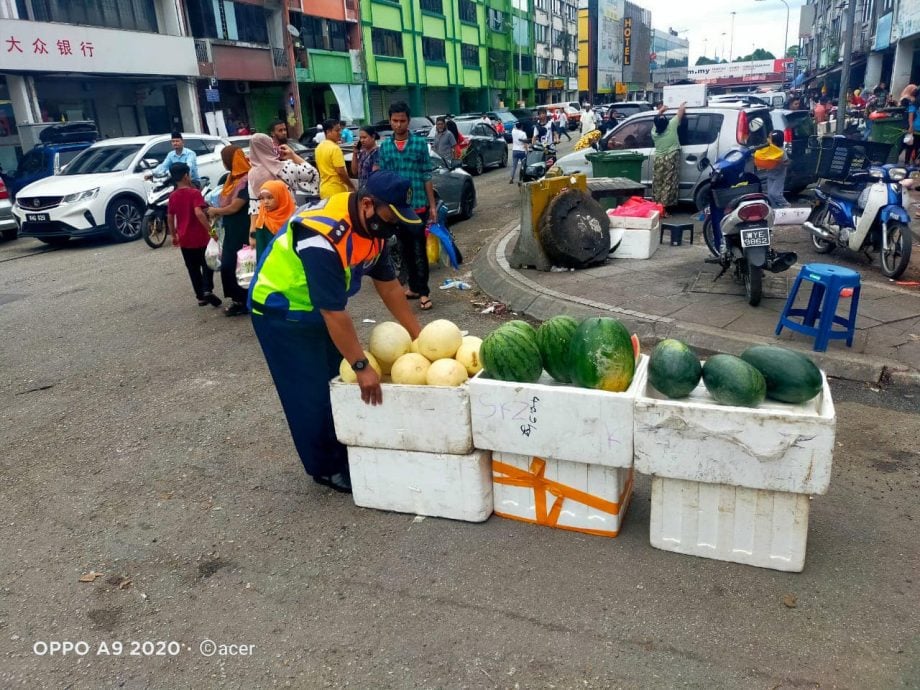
[818,181,863,202]
[725,192,769,212]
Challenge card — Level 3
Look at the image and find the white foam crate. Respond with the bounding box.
[493,452,633,537]
[649,477,810,572]
[634,372,835,495]
[469,355,648,468]
[609,225,660,260]
[330,378,472,454]
[348,447,493,522]
[606,209,660,231]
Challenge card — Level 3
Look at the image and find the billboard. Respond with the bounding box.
[596,0,624,94]
[687,59,788,83]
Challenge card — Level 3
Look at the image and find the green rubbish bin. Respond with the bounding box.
[867,108,908,163]
[585,151,646,182]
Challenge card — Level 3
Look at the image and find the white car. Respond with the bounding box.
[12,134,228,244]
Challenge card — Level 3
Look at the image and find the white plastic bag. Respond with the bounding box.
[204,237,221,271]
[904,133,914,146]
[236,246,256,289]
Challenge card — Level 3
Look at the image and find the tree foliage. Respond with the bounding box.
[737,48,776,62]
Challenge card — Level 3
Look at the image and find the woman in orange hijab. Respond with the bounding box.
[206,144,252,316]
[252,179,297,258]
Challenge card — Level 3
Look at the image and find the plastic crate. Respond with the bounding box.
[711,181,762,209]
[814,136,891,180]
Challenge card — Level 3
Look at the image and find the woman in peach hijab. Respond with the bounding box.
[252,179,296,258]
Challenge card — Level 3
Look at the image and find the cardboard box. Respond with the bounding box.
[663,84,707,108]
[469,355,648,468]
[330,378,473,454]
[634,372,835,495]
[649,477,810,572]
[492,452,633,537]
[348,447,493,523]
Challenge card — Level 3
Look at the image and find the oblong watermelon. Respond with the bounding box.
[702,354,766,408]
[648,339,702,399]
[740,345,823,404]
[568,317,636,392]
[536,315,580,383]
[480,322,543,383]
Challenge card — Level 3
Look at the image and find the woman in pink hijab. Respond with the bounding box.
[247,133,319,256]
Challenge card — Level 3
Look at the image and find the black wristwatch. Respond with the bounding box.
[351,358,369,372]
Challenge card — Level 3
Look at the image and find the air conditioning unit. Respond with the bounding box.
[235,81,251,94]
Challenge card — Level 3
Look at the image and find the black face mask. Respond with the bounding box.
[366,212,400,239]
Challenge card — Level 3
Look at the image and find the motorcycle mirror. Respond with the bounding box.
[698,157,710,171]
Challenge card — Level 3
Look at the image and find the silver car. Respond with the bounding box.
[555,105,773,207]
[0,177,15,241]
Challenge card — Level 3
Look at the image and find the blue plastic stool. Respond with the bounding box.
[775,263,861,352]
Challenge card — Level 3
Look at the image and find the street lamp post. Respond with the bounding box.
[754,0,790,59]
[729,11,736,62]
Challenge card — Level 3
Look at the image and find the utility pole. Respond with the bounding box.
[836,0,857,135]
[729,11,736,62]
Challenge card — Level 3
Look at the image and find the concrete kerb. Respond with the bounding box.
[471,222,920,387]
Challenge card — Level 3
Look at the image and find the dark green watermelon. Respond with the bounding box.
[536,315,580,383]
[568,317,636,392]
[702,354,766,408]
[648,339,702,399]
[740,345,823,404]
[480,322,543,383]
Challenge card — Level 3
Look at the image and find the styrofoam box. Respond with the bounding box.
[634,372,835,495]
[607,209,660,231]
[649,477,810,572]
[330,378,472,454]
[493,452,633,537]
[608,224,660,260]
[469,355,648,468]
[348,447,493,522]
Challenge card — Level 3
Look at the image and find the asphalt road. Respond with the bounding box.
[1,151,919,688]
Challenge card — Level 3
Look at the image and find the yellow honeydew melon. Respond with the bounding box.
[417,319,463,361]
[338,351,382,383]
[455,336,483,376]
[368,322,412,366]
[390,353,432,385]
[426,358,469,387]
[409,339,419,354]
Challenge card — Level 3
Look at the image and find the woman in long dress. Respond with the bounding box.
[651,101,686,213]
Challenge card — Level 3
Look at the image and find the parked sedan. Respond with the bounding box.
[430,118,508,175]
[430,153,476,220]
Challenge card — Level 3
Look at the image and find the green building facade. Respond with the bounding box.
[360,0,534,122]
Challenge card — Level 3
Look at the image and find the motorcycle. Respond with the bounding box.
[520,142,556,183]
[803,140,913,279]
[699,147,798,306]
[143,173,211,248]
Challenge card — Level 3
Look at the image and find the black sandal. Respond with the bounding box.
[419,296,433,310]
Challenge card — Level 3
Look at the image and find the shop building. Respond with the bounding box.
[533,0,579,105]
[0,0,201,170]
[650,28,689,88]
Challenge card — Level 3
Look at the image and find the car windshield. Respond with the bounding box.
[429,120,476,138]
[63,145,143,175]
[495,112,516,123]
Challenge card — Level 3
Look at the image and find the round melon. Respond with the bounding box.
[390,353,432,385]
[455,336,483,376]
[702,354,766,408]
[426,358,469,387]
[338,351,383,383]
[648,339,702,399]
[368,322,412,365]
[417,319,463,361]
[480,321,543,383]
[569,317,636,392]
[536,315,579,383]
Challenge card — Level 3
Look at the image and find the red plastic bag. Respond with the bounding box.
[607,196,663,218]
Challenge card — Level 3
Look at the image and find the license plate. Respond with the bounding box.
[740,227,770,248]
[26,213,49,222]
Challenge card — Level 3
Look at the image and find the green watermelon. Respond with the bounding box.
[648,339,702,399]
[480,322,543,383]
[740,345,823,404]
[568,317,636,392]
[536,315,580,383]
[702,354,766,408]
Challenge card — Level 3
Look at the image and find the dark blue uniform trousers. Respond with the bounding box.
[252,313,348,478]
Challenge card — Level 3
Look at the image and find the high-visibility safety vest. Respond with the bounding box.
[249,193,383,320]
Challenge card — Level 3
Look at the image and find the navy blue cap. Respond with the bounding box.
[364,171,422,225]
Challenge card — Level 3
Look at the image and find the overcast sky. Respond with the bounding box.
[638,0,806,63]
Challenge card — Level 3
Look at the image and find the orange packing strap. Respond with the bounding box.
[492,457,630,528]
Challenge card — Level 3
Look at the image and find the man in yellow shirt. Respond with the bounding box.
[315,118,356,199]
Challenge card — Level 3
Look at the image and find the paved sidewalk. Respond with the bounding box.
[474,213,920,385]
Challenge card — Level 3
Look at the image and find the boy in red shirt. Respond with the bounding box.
[167,162,221,307]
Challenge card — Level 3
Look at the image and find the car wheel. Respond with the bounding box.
[466,153,484,176]
[458,183,476,220]
[499,148,508,168]
[106,197,144,242]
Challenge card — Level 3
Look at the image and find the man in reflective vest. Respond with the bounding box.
[248,171,423,493]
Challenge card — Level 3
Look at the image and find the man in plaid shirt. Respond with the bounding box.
[375,101,438,310]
